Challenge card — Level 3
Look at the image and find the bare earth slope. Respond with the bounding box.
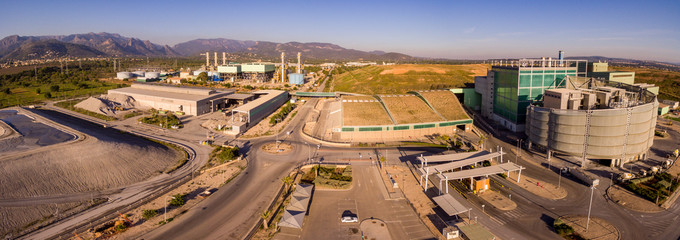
[0,109,182,199]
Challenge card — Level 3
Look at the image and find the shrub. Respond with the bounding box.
[49,85,60,92]
[169,194,185,207]
[553,222,574,236]
[142,209,158,220]
[217,147,240,163]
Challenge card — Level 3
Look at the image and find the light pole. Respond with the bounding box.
[586,186,595,231]
[165,196,175,223]
[509,194,512,200]
[482,204,485,213]
[558,168,562,189]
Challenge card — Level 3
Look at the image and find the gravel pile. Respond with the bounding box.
[74,97,117,116]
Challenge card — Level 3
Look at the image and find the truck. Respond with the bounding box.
[566,167,600,187]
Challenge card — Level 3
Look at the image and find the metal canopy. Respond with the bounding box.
[438,162,524,180]
[432,194,470,216]
[429,151,504,174]
[278,210,305,229]
[418,151,489,164]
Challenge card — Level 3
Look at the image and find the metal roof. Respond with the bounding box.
[456,223,496,240]
[225,93,254,100]
[109,86,234,102]
[426,151,504,174]
[438,162,524,180]
[232,90,287,113]
[432,194,469,216]
[287,195,311,212]
[418,151,490,164]
[278,210,305,229]
[293,184,314,198]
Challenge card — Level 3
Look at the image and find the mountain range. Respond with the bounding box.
[0,32,414,62]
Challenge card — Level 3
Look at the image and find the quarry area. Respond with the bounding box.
[0,107,183,237]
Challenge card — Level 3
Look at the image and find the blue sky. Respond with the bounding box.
[1,0,679,62]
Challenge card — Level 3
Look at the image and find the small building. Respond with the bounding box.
[659,103,670,115]
[589,71,635,85]
[587,62,609,72]
[662,99,679,109]
[472,177,489,193]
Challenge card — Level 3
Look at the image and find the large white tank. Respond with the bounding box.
[145,72,160,79]
[116,72,133,79]
[133,71,145,77]
[193,70,206,76]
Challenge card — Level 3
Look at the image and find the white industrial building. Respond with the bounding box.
[108,84,234,116]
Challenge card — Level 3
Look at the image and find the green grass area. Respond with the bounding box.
[301,165,353,189]
[611,66,680,101]
[1,62,128,109]
[122,111,142,119]
[624,172,680,204]
[139,112,183,129]
[55,99,117,121]
[332,64,488,94]
[666,116,680,123]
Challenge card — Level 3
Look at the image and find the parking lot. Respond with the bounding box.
[288,163,434,240]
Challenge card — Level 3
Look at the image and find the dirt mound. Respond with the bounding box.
[103,93,138,109]
[0,139,182,199]
[74,97,116,116]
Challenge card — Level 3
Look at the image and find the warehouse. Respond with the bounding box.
[525,77,658,167]
[108,84,234,116]
[231,90,289,128]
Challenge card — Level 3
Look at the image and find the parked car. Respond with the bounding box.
[341,210,358,223]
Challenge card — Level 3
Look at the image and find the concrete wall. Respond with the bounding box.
[338,121,472,142]
[526,101,657,162]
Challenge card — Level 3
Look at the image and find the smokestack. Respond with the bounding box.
[222,52,226,65]
[214,52,217,68]
[548,57,552,67]
[542,57,545,67]
[558,50,564,66]
[205,51,209,68]
[281,52,285,83]
[297,52,301,74]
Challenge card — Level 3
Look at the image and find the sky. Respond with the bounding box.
[1,0,679,62]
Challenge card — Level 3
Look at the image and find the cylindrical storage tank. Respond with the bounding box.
[288,73,304,85]
[133,71,145,77]
[145,72,160,79]
[193,70,206,76]
[116,72,133,79]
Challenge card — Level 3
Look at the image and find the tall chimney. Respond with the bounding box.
[214,52,218,68]
[558,50,564,66]
[297,52,302,74]
[205,51,209,68]
[281,52,285,83]
[222,52,226,65]
[548,57,552,67]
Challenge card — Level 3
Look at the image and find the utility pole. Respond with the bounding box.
[586,186,595,231]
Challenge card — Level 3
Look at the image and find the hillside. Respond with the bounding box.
[610,66,680,101]
[1,39,104,61]
[331,64,488,94]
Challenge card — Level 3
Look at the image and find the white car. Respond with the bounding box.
[341,216,358,223]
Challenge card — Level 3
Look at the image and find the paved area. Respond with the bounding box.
[300,164,434,240]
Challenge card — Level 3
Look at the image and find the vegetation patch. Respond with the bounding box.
[269,102,296,126]
[332,64,488,94]
[624,172,680,204]
[553,219,584,240]
[139,111,183,129]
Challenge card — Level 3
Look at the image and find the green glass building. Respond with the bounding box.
[477,59,587,132]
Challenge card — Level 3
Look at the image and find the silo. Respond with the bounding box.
[116,72,133,79]
[288,73,304,85]
[145,72,160,79]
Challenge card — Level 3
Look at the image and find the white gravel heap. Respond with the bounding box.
[73,94,139,116]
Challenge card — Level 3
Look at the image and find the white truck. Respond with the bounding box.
[565,167,600,187]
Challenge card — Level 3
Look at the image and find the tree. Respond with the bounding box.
[142,209,158,220]
[196,72,209,81]
[44,92,52,98]
[35,88,41,94]
[2,88,9,94]
[260,210,271,230]
[169,194,185,207]
[49,85,60,92]
[282,176,293,194]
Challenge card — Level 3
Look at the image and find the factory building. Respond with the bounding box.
[231,90,289,132]
[241,63,276,82]
[474,55,587,132]
[108,84,234,116]
[217,64,242,82]
[525,77,658,167]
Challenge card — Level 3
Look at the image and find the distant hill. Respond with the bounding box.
[0,32,178,59]
[566,56,680,72]
[0,33,415,62]
[172,39,415,61]
[1,39,104,61]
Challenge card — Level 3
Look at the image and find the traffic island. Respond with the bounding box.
[555,215,619,240]
[607,184,664,213]
[360,218,392,240]
[479,190,517,211]
[261,142,294,154]
[507,172,567,200]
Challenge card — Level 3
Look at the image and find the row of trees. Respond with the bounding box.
[269,102,296,125]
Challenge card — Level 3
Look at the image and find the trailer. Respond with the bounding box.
[566,167,600,187]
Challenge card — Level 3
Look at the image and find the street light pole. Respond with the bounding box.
[586,186,595,231]
[558,169,562,189]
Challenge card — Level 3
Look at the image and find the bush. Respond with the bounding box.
[35,88,41,94]
[217,147,240,163]
[1,88,9,94]
[169,194,185,207]
[142,209,158,220]
[49,85,60,92]
[301,169,316,184]
[44,92,52,98]
[553,222,574,236]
